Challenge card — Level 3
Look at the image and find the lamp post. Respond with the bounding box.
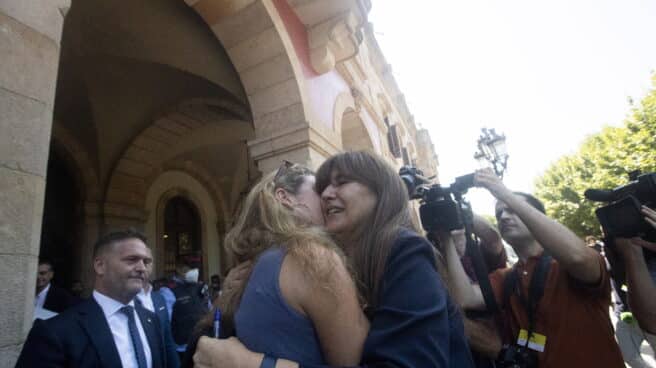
[474,128,509,178]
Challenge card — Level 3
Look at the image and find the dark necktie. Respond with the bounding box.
[120,305,148,368]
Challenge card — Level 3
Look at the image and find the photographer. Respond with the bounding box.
[446,168,623,368]
[614,205,656,353]
[444,215,507,368]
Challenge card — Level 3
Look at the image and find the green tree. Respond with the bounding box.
[534,74,656,238]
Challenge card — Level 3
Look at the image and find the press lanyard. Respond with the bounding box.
[504,255,551,349]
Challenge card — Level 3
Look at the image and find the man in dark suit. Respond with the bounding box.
[137,247,180,368]
[17,229,171,368]
[35,260,77,314]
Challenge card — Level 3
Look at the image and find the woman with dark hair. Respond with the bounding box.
[193,151,474,368]
[185,161,369,367]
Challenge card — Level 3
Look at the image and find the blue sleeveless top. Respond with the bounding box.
[235,248,325,365]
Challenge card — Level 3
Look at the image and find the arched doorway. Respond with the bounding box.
[341,108,375,151]
[162,196,203,279]
[39,149,81,289]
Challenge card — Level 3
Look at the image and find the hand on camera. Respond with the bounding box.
[615,237,656,258]
[474,168,509,199]
[616,206,656,255]
[451,229,467,257]
[642,205,656,230]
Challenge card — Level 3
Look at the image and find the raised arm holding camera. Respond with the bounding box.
[584,171,656,355]
[446,168,624,368]
[615,205,656,350]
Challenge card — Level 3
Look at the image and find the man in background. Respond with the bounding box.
[35,260,77,315]
[18,229,170,367]
[159,258,209,360]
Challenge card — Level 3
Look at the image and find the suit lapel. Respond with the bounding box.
[77,299,123,368]
[151,292,169,323]
[136,302,164,368]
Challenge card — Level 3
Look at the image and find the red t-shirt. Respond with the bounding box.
[489,253,624,368]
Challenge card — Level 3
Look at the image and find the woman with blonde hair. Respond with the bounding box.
[193,151,474,368]
[186,161,369,367]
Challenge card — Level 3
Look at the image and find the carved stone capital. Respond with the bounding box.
[309,11,363,74]
[290,0,369,74]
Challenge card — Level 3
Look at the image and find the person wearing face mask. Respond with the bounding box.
[157,258,209,361]
[192,151,474,368]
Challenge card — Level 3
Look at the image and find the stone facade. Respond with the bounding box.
[0,1,439,365]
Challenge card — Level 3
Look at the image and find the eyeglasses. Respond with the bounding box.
[273,160,294,182]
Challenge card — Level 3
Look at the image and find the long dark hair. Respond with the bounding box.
[315,151,415,308]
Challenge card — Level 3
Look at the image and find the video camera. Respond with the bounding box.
[399,166,475,232]
[401,166,513,362]
[585,171,656,242]
[497,344,538,368]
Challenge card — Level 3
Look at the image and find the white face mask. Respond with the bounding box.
[184,268,199,283]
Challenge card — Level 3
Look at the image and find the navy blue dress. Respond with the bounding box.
[235,247,326,366]
[303,229,474,368]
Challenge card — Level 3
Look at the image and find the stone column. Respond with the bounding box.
[77,203,102,296]
[0,1,69,366]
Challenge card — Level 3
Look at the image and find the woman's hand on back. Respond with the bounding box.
[193,336,300,368]
[193,336,261,368]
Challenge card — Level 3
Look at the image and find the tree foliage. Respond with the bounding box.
[534,74,656,238]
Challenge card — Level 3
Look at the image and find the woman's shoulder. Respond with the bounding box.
[380,228,442,294]
[250,247,285,274]
[285,240,344,269]
[389,228,435,262]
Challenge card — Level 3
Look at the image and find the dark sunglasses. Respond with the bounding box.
[273,160,295,181]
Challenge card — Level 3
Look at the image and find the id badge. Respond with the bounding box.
[516,329,547,352]
[517,329,529,346]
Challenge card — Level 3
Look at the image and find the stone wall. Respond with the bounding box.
[0,1,69,366]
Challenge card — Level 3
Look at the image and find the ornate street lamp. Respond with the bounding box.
[474,128,509,178]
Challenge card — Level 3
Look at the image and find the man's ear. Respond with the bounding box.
[94,256,105,276]
[274,187,294,209]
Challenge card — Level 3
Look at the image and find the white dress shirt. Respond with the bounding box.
[34,283,51,309]
[93,291,153,368]
[136,287,155,313]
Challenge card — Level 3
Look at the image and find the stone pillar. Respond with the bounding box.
[0,1,69,366]
[77,203,102,296]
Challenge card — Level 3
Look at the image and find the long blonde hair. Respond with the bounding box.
[207,163,345,334]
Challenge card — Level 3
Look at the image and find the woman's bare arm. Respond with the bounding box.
[280,246,369,366]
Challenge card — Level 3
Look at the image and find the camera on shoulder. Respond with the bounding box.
[399,165,475,232]
[585,170,656,243]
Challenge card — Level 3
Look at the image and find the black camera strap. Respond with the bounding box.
[503,254,552,341]
[465,234,500,314]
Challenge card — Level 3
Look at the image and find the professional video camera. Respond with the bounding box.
[400,166,501,315]
[585,171,656,242]
[399,166,475,232]
[496,344,538,368]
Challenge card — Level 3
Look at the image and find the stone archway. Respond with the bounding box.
[50,123,102,204]
[188,1,309,135]
[341,108,375,152]
[145,170,222,279]
[186,0,336,173]
[47,123,103,291]
[103,99,250,228]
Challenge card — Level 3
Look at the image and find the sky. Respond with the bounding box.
[369,0,656,214]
